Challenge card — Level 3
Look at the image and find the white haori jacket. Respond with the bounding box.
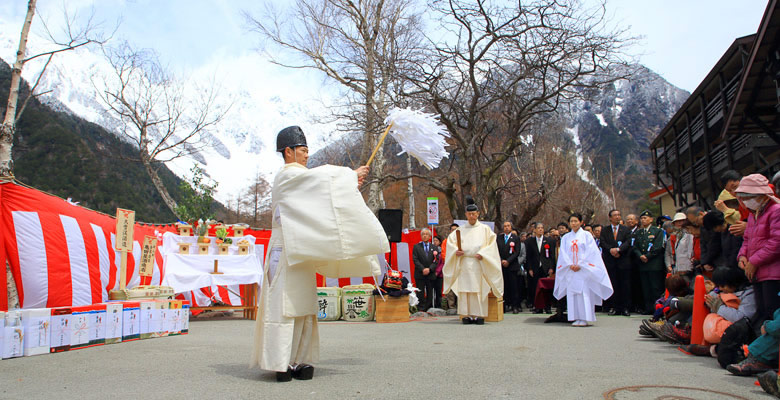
[553,228,613,303]
[442,221,503,299]
[252,163,389,372]
[268,162,388,316]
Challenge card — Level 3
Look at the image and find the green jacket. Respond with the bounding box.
[631,225,665,271]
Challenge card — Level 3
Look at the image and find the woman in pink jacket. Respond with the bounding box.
[737,173,780,328]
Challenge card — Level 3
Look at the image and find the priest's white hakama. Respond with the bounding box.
[553,229,613,322]
[442,221,503,317]
[250,163,389,372]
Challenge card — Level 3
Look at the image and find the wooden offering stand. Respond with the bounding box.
[211,260,224,275]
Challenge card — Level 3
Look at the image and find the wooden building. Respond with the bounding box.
[650,0,780,210]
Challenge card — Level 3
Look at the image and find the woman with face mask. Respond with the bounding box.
[735,173,780,333]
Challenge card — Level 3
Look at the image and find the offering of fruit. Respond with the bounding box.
[216,227,232,244]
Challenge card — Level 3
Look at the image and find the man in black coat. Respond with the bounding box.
[497,221,526,313]
[412,228,438,311]
[524,222,556,313]
[600,209,634,316]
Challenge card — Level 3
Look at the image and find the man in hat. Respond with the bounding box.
[251,126,390,382]
[442,197,503,324]
[632,210,666,313]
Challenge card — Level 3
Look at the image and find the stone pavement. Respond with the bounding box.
[0,312,768,399]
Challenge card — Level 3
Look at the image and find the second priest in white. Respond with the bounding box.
[553,213,613,327]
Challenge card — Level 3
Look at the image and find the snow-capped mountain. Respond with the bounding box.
[566,65,689,200]
[0,18,337,203]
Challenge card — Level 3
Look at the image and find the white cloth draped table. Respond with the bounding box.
[161,253,262,294]
[160,232,263,294]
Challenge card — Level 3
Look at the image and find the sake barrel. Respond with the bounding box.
[316,287,342,321]
[341,284,376,322]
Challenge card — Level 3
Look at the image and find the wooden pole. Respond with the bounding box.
[211,259,223,275]
[119,251,128,290]
[366,123,393,167]
[456,230,462,251]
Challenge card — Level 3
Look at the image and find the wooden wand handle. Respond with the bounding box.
[366,123,393,167]
[456,230,462,251]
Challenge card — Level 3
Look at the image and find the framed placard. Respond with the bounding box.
[115,208,135,251]
[426,197,439,225]
[139,236,157,277]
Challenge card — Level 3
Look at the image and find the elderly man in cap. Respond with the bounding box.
[251,126,390,382]
[632,210,666,314]
[665,212,693,274]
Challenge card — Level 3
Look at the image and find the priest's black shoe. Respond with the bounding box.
[462,317,473,324]
[292,364,314,380]
[513,307,521,314]
[544,307,552,314]
[276,367,293,382]
[475,317,485,325]
[621,310,631,317]
[533,308,543,314]
[608,309,619,316]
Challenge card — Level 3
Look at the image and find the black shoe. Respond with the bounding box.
[533,309,543,314]
[604,307,615,314]
[462,317,473,325]
[608,309,619,316]
[504,304,511,312]
[513,307,520,314]
[638,325,654,337]
[758,371,780,397]
[276,367,293,382]
[292,364,314,380]
[622,310,631,317]
[544,308,552,314]
[475,317,485,325]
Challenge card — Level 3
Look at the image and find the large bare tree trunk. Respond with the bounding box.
[142,159,178,217]
[0,0,37,177]
[406,155,415,229]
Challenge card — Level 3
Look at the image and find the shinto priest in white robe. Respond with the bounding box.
[250,163,389,372]
[553,228,613,322]
[442,221,503,317]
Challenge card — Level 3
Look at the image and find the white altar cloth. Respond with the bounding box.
[160,232,263,294]
[161,254,262,294]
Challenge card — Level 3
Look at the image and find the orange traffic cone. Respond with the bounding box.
[690,275,708,346]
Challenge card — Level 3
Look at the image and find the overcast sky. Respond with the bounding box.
[0,0,771,93]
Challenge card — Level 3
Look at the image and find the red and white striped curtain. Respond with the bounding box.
[0,182,250,311]
[1,181,427,312]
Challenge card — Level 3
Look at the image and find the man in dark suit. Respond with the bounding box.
[600,209,633,316]
[625,213,644,314]
[497,221,526,313]
[412,228,438,311]
[524,222,556,313]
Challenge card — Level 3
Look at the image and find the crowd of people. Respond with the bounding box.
[411,170,780,395]
[636,171,780,397]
